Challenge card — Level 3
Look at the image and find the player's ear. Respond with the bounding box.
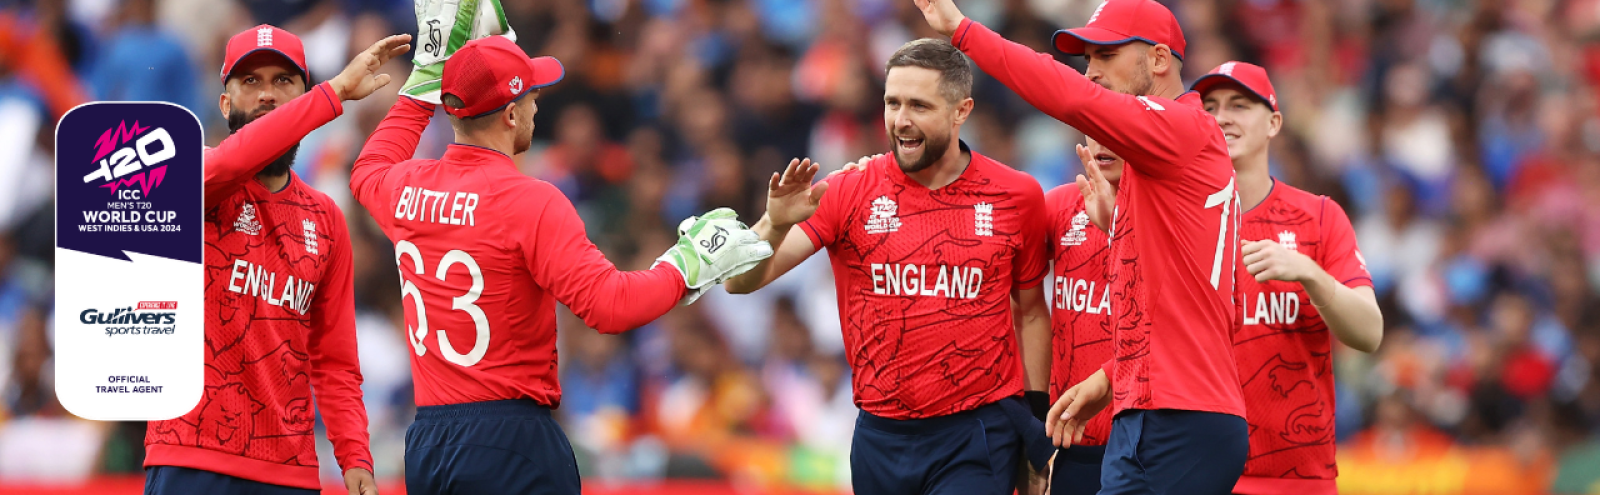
[501,105,518,130]
[219,92,231,117]
[1150,44,1175,77]
[952,97,974,126]
[1267,110,1282,138]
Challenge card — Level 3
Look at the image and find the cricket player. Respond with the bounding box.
[1043,138,1123,494]
[912,0,1250,493]
[143,26,411,495]
[1191,61,1383,494]
[724,38,1055,494]
[350,36,772,494]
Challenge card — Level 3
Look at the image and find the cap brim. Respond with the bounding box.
[1051,28,1182,60]
[222,48,309,83]
[527,56,565,88]
[1190,74,1275,111]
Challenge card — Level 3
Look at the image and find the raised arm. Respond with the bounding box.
[352,96,436,222]
[208,34,411,209]
[204,82,342,208]
[914,0,1209,177]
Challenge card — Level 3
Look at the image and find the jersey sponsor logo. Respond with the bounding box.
[865,196,902,234]
[1243,291,1300,325]
[1061,211,1090,246]
[395,186,480,226]
[1052,276,1110,314]
[868,263,983,299]
[225,259,317,315]
[302,219,319,255]
[974,202,993,236]
[1278,230,1298,252]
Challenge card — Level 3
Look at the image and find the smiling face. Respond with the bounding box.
[1201,84,1281,161]
[882,38,975,174]
[884,66,970,173]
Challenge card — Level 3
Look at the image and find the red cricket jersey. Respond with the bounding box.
[954,19,1246,419]
[145,82,373,490]
[1232,181,1371,495]
[351,97,686,408]
[799,143,1050,419]
[1045,184,1114,446]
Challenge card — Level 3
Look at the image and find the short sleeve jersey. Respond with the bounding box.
[800,144,1050,419]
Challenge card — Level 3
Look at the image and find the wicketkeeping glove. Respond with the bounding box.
[401,0,516,104]
[655,208,775,305]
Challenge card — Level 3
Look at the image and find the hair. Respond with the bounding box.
[885,38,973,104]
[442,92,497,134]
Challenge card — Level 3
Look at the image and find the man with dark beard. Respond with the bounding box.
[143,25,410,495]
[723,38,1055,494]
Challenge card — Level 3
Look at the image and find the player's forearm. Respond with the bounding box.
[206,82,342,203]
[952,20,1093,128]
[1018,305,1051,392]
[952,19,1194,175]
[567,263,687,333]
[723,215,791,294]
[352,97,435,206]
[308,312,375,473]
[1302,271,1383,353]
[310,363,375,473]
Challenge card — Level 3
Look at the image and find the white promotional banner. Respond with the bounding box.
[54,102,204,420]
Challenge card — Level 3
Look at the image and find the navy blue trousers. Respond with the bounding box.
[1050,444,1106,495]
[143,466,319,495]
[850,396,1052,494]
[404,399,581,495]
[1099,409,1248,494]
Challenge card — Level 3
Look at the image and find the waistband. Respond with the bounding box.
[1057,444,1108,464]
[856,399,1010,435]
[414,399,552,421]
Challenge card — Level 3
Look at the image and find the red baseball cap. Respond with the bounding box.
[221,24,309,84]
[441,36,564,119]
[1053,0,1187,61]
[1191,61,1277,111]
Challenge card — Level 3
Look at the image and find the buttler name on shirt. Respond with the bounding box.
[868,263,984,299]
[396,186,479,226]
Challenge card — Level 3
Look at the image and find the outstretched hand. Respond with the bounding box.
[1074,144,1116,233]
[330,34,413,101]
[766,158,830,227]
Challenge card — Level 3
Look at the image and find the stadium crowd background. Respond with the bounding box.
[1,0,1600,493]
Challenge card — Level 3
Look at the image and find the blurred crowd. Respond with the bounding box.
[3,0,1600,493]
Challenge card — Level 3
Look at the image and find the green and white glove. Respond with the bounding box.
[655,208,775,305]
[401,0,516,104]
